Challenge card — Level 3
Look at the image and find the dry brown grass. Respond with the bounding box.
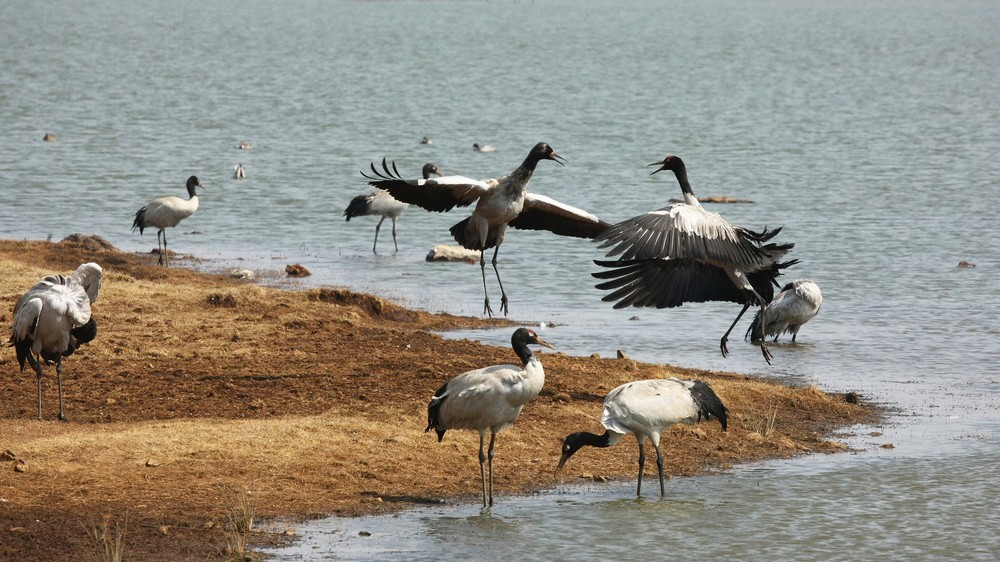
[0,238,881,561]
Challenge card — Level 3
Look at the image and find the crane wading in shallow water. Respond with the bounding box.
[344,163,442,254]
[556,378,728,497]
[9,262,103,421]
[131,175,204,266]
[425,328,555,507]
[746,278,822,343]
[592,155,797,364]
[363,142,610,317]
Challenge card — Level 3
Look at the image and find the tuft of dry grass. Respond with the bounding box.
[224,485,258,557]
[83,514,128,562]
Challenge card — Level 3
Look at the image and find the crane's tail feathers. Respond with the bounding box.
[690,380,729,431]
[426,384,450,441]
[741,225,783,243]
[131,207,148,234]
[745,310,764,342]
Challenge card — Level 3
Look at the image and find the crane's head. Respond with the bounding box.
[186,175,205,196]
[422,163,443,179]
[647,155,684,176]
[556,432,588,472]
[528,142,566,167]
[512,327,556,351]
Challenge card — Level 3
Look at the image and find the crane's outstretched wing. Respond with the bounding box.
[509,192,611,239]
[361,158,489,213]
[592,257,793,309]
[594,204,772,265]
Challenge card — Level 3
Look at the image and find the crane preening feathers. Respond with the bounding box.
[746,278,823,343]
[8,262,103,420]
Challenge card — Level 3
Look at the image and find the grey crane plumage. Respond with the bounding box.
[344,163,442,253]
[556,378,728,497]
[746,278,822,343]
[363,142,611,317]
[9,263,103,420]
[425,327,555,507]
[592,155,797,364]
[131,175,204,266]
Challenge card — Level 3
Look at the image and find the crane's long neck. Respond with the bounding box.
[509,152,547,187]
[513,341,535,367]
[672,165,700,207]
[577,430,619,449]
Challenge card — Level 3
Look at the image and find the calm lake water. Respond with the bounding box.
[2,0,999,560]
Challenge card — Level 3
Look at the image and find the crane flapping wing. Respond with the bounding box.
[594,204,768,265]
[592,257,789,309]
[361,158,489,213]
[509,192,611,239]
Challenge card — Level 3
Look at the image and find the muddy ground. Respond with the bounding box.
[0,237,879,561]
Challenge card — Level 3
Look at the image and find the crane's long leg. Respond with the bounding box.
[654,442,665,497]
[373,217,385,254]
[156,230,165,266]
[56,359,67,421]
[27,353,44,420]
[758,302,773,364]
[487,430,497,507]
[490,246,508,317]
[480,250,494,317]
[720,303,751,358]
[636,440,646,497]
[390,216,399,253]
[478,432,488,507]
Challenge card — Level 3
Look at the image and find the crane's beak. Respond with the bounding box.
[198,180,207,190]
[534,335,556,350]
[647,161,667,175]
[549,152,567,166]
[555,453,570,473]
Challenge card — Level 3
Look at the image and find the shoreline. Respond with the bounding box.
[0,237,881,561]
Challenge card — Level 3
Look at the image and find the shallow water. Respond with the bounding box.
[2,0,999,559]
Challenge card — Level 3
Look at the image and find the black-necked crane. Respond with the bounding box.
[9,262,103,421]
[131,175,204,266]
[556,377,728,497]
[592,155,797,363]
[472,143,497,153]
[363,142,610,317]
[746,278,822,343]
[425,327,555,507]
[344,163,442,254]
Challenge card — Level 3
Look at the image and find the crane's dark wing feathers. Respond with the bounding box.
[593,257,798,309]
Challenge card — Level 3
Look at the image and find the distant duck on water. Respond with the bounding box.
[473,143,496,153]
[233,163,246,180]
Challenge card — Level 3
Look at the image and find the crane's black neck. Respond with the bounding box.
[577,430,614,448]
[513,339,535,366]
[672,163,695,197]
